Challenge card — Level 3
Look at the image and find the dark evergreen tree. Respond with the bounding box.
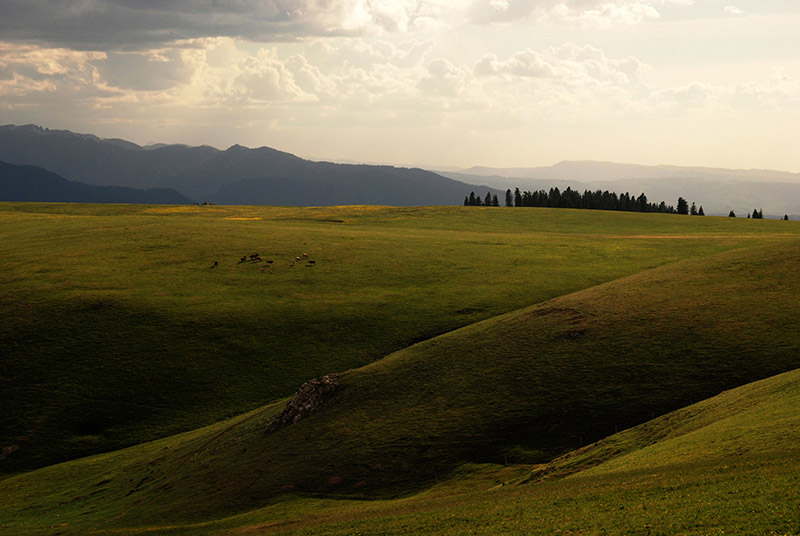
[698,205,704,216]
[484,191,493,206]
[785,214,790,221]
[505,189,513,207]
[690,202,698,216]
[468,191,476,206]
[492,194,499,207]
[729,210,736,217]
[677,197,689,215]
[636,193,648,212]
[464,196,469,206]
[514,187,522,207]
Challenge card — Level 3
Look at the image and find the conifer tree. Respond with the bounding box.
[729,210,736,217]
[677,197,689,215]
[485,191,492,206]
[690,202,698,215]
[492,194,499,207]
[514,187,522,207]
[505,189,513,207]
[698,206,705,216]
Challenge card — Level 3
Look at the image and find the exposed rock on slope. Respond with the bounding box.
[268,375,340,431]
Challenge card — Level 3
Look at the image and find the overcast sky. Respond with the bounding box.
[1,0,799,170]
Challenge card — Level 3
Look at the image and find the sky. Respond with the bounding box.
[1,0,799,171]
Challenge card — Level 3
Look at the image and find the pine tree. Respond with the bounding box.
[468,191,476,206]
[492,194,499,207]
[690,202,698,216]
[729,210,736,217]
[505,189,513,207]
[484,191,492,206]
[677,197,689,215]
[514,187,522,207]
[464,196,469,206]
[785,215,790,221]
[698,206,705,216]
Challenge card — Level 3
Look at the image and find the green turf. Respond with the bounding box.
[5,203,795,472]
[2,230,798,534]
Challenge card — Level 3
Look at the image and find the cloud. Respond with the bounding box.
[645,81,723,111]
[474,43,647,86]
[0,0,707,50]
[0,0,462,50]
[3,33,800,172]
[724,6,744,16]
[467,0,692,26]
[737,67,800,101]
[0,42,106,98]
[553,3,661,28]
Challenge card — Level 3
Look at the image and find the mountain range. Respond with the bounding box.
[2,123,798,215]
[0,161,191,204]
[437,162,800,217]
[0,124,499,206]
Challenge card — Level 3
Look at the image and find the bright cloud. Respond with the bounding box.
[724,6,744,15]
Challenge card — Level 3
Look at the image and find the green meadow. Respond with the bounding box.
[1,202,799,535]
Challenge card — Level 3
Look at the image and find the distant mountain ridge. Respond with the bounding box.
[437,161,800,217]
[0,124,499,206]
[455,160,800,183]
[0,160,191,204]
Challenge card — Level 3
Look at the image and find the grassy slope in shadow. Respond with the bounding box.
[2,239,799,533]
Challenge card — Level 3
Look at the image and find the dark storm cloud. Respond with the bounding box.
[0,0,356,50]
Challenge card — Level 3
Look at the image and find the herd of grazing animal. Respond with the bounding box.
[211,252,316,269]
[291,253,317,267]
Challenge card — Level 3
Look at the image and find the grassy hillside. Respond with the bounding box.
[244,368,800,536]
[2,239,798,534]
[5,203,795,472]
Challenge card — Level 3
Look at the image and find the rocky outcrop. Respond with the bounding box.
[267,375,339,432]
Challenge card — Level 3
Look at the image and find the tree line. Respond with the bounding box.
[464,191,500,206]
[465,187,704,215]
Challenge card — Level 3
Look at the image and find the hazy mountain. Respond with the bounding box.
[0,124,218,189]
[438,161,800,217]
[452,161,800,183]
[0,161,191,204]
[0,124,499,206]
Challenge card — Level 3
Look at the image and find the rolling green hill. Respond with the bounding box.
[243,368,800,536]
[1,226,798,535]
[3,203,796,473]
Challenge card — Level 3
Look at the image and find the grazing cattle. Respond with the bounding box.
[307,260,316,265]
[302,253,309,258]
[265,259,274,264]
[250,253,260,260]
[295,256,302,261]
[238,256,247,264]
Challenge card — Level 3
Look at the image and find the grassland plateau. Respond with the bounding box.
[1,202,798,535]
